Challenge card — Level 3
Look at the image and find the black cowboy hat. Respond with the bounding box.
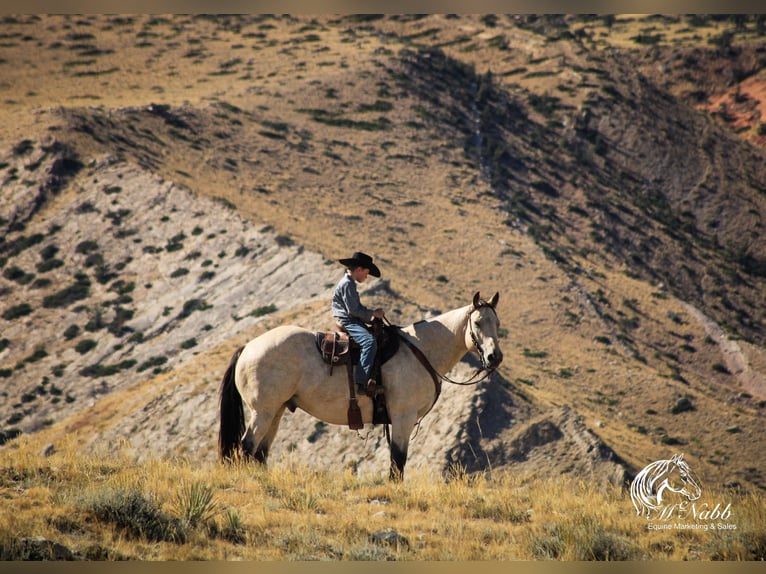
[339,251,381,277]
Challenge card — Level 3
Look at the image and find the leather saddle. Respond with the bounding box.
[316,330,354,368]
[315,322,399,370]
[314,320,399,429]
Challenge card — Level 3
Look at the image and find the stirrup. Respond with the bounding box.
[366,379,377,398]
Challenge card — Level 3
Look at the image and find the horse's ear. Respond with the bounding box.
[472,292,481,308]
[489,292,499,309]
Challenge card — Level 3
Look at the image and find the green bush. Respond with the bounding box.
[137,355,168,372]
[2,303,32,320]
[177,298,211,319]
[75,339,98,354]
[180,338,197,349]
[43,274,91,308]
[174,481,217,527]
[75,240,99,254]
[79,359,136,378]
[3,266,34,285]
[250,304,277,318]
[528,516,639,560]
[39,244,58,259]
[82,486,187,543]
[63,325,80,340]
[36,258,64,273]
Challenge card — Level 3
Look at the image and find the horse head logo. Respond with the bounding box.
[630,454,702,519]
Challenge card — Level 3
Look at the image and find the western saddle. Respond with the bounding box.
[315,318,395,430]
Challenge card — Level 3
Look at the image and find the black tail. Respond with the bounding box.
[218,346,245,462]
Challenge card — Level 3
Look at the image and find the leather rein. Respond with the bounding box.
[391,303,498,391]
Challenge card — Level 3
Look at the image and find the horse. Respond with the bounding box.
[218,291,503,480]
[630,453,702,518]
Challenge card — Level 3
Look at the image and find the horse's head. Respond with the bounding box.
[664,454,702,502]
[467,292,503,370]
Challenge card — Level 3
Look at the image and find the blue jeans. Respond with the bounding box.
[338,318,376,385]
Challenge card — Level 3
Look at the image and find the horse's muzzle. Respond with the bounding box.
[486,350,503,369]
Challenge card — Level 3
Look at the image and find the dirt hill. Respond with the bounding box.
[1,14,765,489]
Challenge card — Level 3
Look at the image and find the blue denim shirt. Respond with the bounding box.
[332,272,373,323]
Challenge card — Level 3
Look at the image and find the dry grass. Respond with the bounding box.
[0,436,762,561]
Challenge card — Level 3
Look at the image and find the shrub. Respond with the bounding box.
[137,355,168,372]
[108,307,134,337]
[250,304,277,318]
[75,339,98,354]
[208,508,246,544]
[36,258,64,273]
[39,244,59,260]
[3,266,34,285]
[671,397,695,414]
[166,233,186,252]
[23,346,47,364]
[177,298,211,319]
[12,139,34,156]
[528,516,638,560]
[523,348,548,358]
[79,359,136,378]
[82,486,187,543]
[63,325,80,340]
[43,274,91,308]
[2,303,32,321]
[174,481,217,527]
[75,240,99,254]
[712,363,731,375]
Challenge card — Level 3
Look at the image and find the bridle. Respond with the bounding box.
[468,303,498,373]
[393,302,499,389]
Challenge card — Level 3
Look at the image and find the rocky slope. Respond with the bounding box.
[1,15,765,489]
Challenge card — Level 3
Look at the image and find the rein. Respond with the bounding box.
[390,306,497,388]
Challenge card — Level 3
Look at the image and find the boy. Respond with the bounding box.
[332,252,385,396]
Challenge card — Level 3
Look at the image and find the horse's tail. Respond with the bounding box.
[218,345,246,462]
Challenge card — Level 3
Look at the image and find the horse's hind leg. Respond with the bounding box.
[242,406,286,464]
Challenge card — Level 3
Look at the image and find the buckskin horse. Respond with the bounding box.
[218,292,502,480]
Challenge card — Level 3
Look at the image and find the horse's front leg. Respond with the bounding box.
[388,411,418,481]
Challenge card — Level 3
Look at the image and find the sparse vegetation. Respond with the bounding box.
[0,439,761,560]
[250,304,277,317]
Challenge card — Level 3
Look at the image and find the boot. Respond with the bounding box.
[366,378,377,398]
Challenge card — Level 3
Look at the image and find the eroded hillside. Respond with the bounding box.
[1,15,765,489]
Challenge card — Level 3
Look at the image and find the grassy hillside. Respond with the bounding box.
[0,15,765,560]
[1,436,764,560]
